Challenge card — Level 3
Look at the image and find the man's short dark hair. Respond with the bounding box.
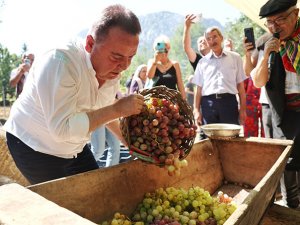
[90,4,141,42]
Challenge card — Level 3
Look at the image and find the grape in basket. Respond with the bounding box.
[121,86,197,176]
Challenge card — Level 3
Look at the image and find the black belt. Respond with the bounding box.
[204,93,234,99]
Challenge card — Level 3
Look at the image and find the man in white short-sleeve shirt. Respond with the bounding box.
[193,26,246,129]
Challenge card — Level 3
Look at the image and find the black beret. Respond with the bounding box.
[259,0,297,18]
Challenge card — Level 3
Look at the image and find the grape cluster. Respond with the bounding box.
[128,97,197,175]
[100,186,237,225]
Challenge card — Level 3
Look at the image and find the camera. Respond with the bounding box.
[155,42,167,53]
[24,58,31,66]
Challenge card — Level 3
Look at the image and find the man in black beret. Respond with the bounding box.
[251,0,300,208]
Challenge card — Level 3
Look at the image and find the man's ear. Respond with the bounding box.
[295,8,300,16]
[85,35,95,53]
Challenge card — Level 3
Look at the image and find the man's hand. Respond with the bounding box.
[185,14,197,28]
[19,63,31,73]
[114,94,144,117]
[193,109,203,129]
[239,108,246,125]
[264,37,280,57]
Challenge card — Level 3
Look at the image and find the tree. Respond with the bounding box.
[223,15,265,56]
[0,44,20,103]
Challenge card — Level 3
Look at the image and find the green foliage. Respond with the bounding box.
[223,15,265,56]
[0,44,20,102]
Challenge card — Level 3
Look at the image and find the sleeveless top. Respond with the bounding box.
[154,65,177,90]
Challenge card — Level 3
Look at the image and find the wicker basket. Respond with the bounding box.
[121,86,196,166]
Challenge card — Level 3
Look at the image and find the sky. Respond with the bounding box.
[0,0,241,56]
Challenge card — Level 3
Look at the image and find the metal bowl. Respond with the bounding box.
[201,123,241,139]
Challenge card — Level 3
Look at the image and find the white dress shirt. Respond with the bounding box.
[193,50,246,96]
[4,40,120,158]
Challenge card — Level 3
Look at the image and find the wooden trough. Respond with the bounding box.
[25,137,293,225]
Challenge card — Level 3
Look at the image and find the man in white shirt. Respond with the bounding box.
[193,26,246,128]
[4,4,144,184]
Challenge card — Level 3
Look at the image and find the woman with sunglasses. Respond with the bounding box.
[146,35,186,99]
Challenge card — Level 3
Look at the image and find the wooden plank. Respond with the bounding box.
[261,204,300,225]
[0,183,96,225]
[214,138,291,187]
[223,144,291,225]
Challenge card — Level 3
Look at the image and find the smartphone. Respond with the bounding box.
[191,13,202,23]
[155,42,166,53]
[24,58,31,66]
[244,27,256,50]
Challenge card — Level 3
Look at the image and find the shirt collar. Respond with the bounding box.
[206,49,228,59]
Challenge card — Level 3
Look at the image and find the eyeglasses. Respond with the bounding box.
[264,10,295,28]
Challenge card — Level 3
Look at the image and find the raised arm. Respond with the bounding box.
[252,37,280,88]
[183,14,197,63]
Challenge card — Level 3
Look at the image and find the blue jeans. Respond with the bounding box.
[6,132,98,184]
[91,126,120,167]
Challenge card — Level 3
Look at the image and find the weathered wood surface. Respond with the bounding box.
[0,183,97,225]
[223,139,292,225]
[28,137,292,225]
[213,137,292,187]
[262,204,300,225]
[29,140,223,223]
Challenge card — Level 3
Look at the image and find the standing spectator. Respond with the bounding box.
[129,64,147,94]
[3,4,144,184]
[91,126,120,167]
[9,52,35,98]
[224,38,234,51]
[193,26,246,127]
[185,75,195,108]
[183,14,210,70]
[125,73,134,95]
[183,15,210,139]
[243,33,282,138]
[146,35,186,99]
[243,77,264,137]
[252,0,300,208]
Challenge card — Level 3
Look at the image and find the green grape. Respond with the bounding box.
[152,209,159,217]
[175,205,182,212]
[188,219,197,225]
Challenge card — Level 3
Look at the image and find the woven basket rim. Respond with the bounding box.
[121,86,196,166]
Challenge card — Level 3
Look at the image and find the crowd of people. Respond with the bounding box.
[3,0,300,209]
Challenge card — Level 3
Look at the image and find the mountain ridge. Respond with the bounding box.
[78,11,223,50]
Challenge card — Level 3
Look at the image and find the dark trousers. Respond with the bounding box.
[6,132,99,184]
[261,104,285,139]
[201,94,239,125]
[278,110,300,208]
